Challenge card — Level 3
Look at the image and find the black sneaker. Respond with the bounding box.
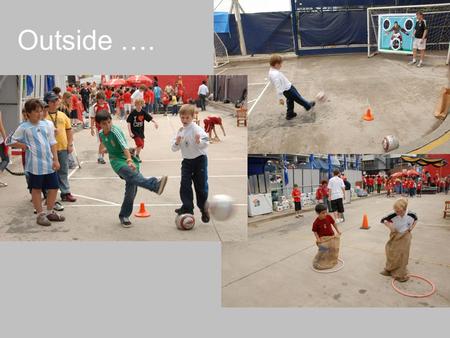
[119,216,132,228]
[97,157,106,164]
[201,209,210,223]
[175,208,182,215]
[286,113,297,120]
[309,101,316,110]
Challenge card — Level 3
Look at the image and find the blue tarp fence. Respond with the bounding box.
[214,0,446,55]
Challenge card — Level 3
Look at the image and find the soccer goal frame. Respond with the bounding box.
[214,32,230,68]
[367,3,450,65]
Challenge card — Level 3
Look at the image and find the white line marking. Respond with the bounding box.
[248,82,270,117]
[68,161,83,179]
[247,99,257,104]
[70,175,247,180]
[81,158,246,163]
[72,194,120,206]
[215,68,229,75]
[248,82,268,86]
[64,203,247,207]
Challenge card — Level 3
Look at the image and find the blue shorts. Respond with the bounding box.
[28,172,59,190]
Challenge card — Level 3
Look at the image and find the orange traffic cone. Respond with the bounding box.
[135,202,150,218]
[363,107,374,121]
[360,213,370,230]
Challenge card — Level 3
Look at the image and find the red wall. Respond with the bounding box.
[423,154,450,177]
[146,75,208,101]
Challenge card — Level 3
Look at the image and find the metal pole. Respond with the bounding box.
[232,0,247,56]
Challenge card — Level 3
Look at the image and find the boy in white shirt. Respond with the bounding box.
[380,198,417,282]
[171,104,210,223]
[268,54,315,120]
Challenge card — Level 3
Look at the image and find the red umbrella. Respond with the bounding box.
[407,169,420,177]
[106,78,126,88]
[391,172,404,179]
[126,75,153,87]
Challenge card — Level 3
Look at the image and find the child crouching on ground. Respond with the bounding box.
[171,104,210,223]
[380,198,417,282]
[95,110,167,227]
[312,203,341,270]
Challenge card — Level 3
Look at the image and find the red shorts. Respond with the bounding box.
[133,137,144,148]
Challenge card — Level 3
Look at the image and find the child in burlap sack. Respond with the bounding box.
[380,198,418,282]
[312,204,342,270]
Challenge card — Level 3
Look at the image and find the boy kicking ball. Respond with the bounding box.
[268,54,315,120]
[171,104,210,223]
[380,198,417,282]
[95,110,167,227]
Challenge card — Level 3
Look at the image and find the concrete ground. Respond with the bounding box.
[216,53,450,154]
[0,105,247,241]
[222,193,450,307]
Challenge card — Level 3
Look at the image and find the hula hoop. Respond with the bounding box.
[312,258,345,274]
[391,274,436,298]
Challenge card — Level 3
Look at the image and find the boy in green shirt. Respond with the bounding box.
[96,110,168,227]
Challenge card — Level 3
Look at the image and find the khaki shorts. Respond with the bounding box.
[413,38,426,51]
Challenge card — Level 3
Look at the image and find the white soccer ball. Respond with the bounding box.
[175,214,195,230]
[208,194,235,221]
[315,91,326,102]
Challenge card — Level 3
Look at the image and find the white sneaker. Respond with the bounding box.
[335,218,341,224]
[408,59,416,65]
[417,62,423,68]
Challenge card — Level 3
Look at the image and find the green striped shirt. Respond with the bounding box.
[99,125,140,173]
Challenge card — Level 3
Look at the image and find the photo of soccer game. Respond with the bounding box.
[0,75,247,241]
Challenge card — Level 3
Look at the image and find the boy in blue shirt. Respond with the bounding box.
[10,99,65,226]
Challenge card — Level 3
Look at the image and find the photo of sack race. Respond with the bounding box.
[385,231,412,279]
[313,235,340,270]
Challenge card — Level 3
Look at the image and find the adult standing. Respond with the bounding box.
[409,11,428,68]
[328,169,345,223]
[198,80,209,111]
[80,82,91,114]
[131,85,146,108]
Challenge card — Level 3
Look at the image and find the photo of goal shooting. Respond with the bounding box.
[213,0,450,154]
[222,153,450,307]
[0,75,247,241]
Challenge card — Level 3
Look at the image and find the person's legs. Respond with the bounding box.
[179,159,195,214]
[119,180,138,220]
[289,86,313,111]
[118,166,160,193]
[410,47,418,64]
[45,188,58,211]
[283,91,295,117]
[57,150,71,197]
[192,156,208,213]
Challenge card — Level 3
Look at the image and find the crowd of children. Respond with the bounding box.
[362,172,450,198]
[2,78,216,228]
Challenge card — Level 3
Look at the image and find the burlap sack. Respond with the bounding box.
[434,87,450,120]
[385,231,412,279]
[313,235,340,270]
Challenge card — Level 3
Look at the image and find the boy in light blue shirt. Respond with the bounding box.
[10,99,65,226]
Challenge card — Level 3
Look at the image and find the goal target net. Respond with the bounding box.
[367,3,450,64]
[214,32,230,68]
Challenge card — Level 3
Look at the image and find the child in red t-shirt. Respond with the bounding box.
[312,203,341,243]
[291,184,303,218]
[416,180,422,197]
